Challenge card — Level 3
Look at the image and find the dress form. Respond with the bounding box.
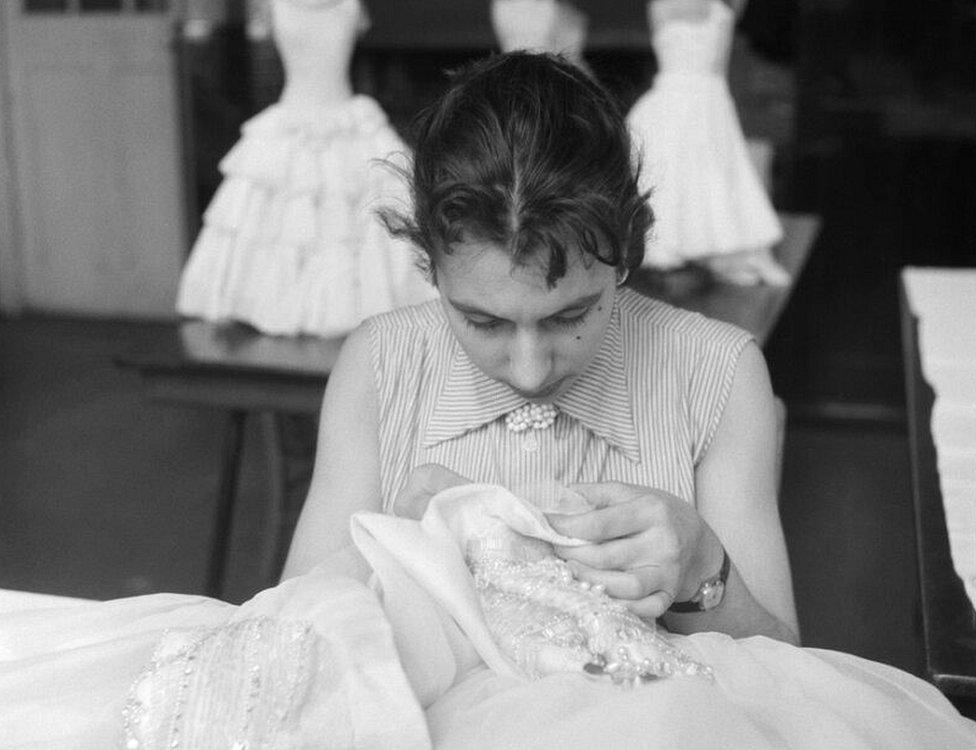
[628,0,789,285]
[490,0,589,68]
[272,0,361,109]
[176,0,436,338]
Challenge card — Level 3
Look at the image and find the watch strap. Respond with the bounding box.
[668,548,730,613]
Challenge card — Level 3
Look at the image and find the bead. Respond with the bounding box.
[505,403,558,432]
[468,529,713,690]
[120,617,316,748]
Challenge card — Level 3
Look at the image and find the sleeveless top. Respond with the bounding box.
[364,288,752,511]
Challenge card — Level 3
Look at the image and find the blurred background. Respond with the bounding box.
[1,0,973,691]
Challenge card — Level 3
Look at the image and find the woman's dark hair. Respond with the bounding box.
[382,52,652,287]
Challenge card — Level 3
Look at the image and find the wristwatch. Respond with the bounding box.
[668,548,731,613]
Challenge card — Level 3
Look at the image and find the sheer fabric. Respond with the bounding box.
[0,485,973,748]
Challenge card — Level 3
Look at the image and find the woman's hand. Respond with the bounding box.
[393,463,470,520]
[546,481,725,620]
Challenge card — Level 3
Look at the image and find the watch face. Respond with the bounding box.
[700,580,725,610]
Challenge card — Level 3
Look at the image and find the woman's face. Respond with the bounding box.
[435,239,618,402]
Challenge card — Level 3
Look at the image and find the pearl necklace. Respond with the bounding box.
[505,403,558,432]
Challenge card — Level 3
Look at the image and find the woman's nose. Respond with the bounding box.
[508,332,551,395]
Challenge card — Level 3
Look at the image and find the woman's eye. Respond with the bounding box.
[548,310,589,330]
[465,316,502,332]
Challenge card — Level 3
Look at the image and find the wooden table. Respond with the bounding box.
[117,212,817,597]
[899,277,976,715]
[630,213,819,347]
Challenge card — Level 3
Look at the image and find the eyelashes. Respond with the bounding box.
[548,311,590,330]
[463,309,590,333]
[464,317,502,332]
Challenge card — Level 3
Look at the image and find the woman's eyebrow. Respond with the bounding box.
[449,291,603,318]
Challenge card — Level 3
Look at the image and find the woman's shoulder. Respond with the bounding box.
[359,298,452,381]
[617,288,751,353]
[364,298,445,338]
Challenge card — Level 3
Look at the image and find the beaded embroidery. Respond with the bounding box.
[121,616,315,749]
[505,403,558,432]
[468,532,712,687]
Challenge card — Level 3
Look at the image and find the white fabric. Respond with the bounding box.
[627,0,783,267]
[490,0,588,64]
[0,485,973,748]
[176,97,436,338]
[902,266,976,607]
[0,589,91,615]
[0,571,430,749]
[177,0,435,338]
[352,484,976,749]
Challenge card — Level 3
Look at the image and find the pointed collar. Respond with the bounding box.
[422,301,641,463]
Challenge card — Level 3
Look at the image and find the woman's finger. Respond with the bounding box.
[566,560,645,599]
[626,590,676,621]
[546,501,651,541]
[555,536,640,570]
[565,481,636,509]
[567,559,680,603]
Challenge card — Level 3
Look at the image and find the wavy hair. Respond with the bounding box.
[381,52,652,287]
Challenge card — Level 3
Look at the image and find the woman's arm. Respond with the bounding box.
[548,342,799,644]
[280,324,383,581]
[671,340,799,642]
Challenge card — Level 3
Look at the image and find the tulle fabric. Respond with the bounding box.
[176,96,436,338]
[0,484,973,749]
[354,484,976,750]
[0,571,430,749]
[628,0,783,267]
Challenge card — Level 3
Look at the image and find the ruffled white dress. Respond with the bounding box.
[2,485,973,749]
[176,0,435,338]
[628,0,783,268]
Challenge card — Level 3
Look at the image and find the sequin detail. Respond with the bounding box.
[121,616,315,749]
[505,403,558,432]
[468,532,712,687]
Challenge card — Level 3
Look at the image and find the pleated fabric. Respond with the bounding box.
[177,96,436,338]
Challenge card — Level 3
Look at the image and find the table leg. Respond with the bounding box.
[258,411,286,587]
[207,409,247,598]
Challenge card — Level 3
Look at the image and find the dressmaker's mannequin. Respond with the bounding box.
[490,0,589,68]
[272,0,362,108]
[628,0,789,285]
[177,0,436,338]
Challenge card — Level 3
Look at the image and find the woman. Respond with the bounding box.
[276,52,972,746]
[283,50,798,644]
[1,53,971,749]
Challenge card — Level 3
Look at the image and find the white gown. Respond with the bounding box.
[176,0,436,338]
[1,485,973,749]
[628,0,783,269]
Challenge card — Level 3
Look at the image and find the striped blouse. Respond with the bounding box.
[364,287,752,512]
